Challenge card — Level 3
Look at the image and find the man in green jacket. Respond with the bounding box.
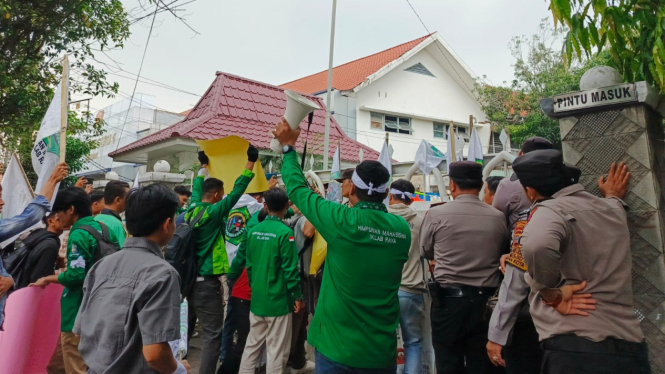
[185,144,258,374]
[238,187,303,374]
[94,180,129,248]
[273,119,411,372]
[31,187,100,374]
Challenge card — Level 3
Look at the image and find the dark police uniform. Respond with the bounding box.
[514,150,649,374]
[421,161,509,374]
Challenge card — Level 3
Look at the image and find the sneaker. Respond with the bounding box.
[291,361,315,374]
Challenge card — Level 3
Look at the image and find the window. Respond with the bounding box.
[405,62,435,77]
[432,122,469,141]
[433,123,445,138]
[370,112,413,135]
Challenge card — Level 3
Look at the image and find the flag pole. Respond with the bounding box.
[322,0,338,170]
[59,55,69,163]
[449,120,455,162]
[13,153,35,197]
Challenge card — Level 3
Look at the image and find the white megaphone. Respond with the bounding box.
[270,90,320,154]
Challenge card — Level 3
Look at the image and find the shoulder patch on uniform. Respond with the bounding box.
[70,256,86,269]
[289,236,295,242]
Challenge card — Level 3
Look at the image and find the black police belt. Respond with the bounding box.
[433,283,497,297]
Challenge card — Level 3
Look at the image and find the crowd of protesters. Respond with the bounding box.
[0,120,650,374]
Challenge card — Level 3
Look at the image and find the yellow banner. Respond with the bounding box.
[196,136,270,194]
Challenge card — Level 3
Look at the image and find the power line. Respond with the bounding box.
[112,5,159,160]
[403,0,478,99]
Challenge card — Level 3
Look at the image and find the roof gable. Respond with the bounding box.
[279,34,432,94]
[110,72,379,163]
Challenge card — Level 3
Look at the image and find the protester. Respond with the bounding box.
[9,213,63,291]
[30,187,97,374]
[0,162,68,329]
[186,145,257,374]
[274,119,411,373]
[514,151,649,373]
[238,187,303,374]
[90,190,104,216]
[95,180,129,247]
[286,204,317,374]
[483,176,503,205]
[487,162,582,373]
[217,267,252,374]
[492,137,553,229]
[421,161,509,374]
[387,179,425,374]
[73,184,190,374]
[175,185,192,215]
[333,168,354,201]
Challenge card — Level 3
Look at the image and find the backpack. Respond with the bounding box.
[78,222,120,263]
[1,230,37,289]
[165,208,206,297]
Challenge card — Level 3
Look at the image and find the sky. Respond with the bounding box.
[75,0,553,115]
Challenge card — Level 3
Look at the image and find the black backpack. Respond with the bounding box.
[78,222,120,262]
[1,230,37,290]
[165,208,206,297]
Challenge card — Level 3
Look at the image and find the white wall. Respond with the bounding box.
[353,47,490,162]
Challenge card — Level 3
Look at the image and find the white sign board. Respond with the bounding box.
[552,83,637,113]
[499,129,508,147]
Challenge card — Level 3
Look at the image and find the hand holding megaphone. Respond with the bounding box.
[270,90,319,154]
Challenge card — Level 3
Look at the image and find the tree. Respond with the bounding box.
[548,0,665,92]
[0,0,130,149]
[476,20,612,149]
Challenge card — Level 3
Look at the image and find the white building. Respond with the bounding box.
[281,33,507,163]
[82,94,185,181]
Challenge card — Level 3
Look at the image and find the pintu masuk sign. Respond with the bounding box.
[552,83,637,113]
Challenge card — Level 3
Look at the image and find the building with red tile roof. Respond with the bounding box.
[110,72,379,168]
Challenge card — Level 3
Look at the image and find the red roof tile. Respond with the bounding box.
[110,72,379,163]
[280,34,432,94]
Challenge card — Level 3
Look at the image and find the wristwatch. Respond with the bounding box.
[540,289,563,308]
[282,145,296,154]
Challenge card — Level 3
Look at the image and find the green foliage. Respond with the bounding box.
[476,20,613,149]
[548,0,665,92]
[0,0,130,148]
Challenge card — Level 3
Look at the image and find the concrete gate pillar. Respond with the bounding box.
[541,67,665,372]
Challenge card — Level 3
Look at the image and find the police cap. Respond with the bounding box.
[521,137,554,154]
[512,149,565,187]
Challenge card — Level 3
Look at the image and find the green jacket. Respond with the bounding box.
[94,212,126,248]
[281,151,411,369]
[58,216,101,332]
[246,215,302,316]
[186,169,254,276]
[228,207,296,280]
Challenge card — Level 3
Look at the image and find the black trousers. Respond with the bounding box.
[431,288,501,374]
[289,308,310,369]
[503,319,542,374]
[541,335,650,374]
[217,297,251,374]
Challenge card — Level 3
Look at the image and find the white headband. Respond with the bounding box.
[351,170,387,195]
[390,188,413,200]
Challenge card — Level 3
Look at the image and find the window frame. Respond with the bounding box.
[370,112,413,135]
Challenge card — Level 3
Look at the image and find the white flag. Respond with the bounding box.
[32,73,67,198]
[132,171,140,189]
[1,154,37,247]
[378,142,392,205]
[456,133,465,162]
[414,139,445,175]
[467,128,484,165]
[330,146,341,180]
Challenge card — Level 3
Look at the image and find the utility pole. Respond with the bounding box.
[323,0,337,169]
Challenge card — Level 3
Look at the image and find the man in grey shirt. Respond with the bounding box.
[515,150,648,374]
[74,184,190,374]
[493,137,553,230]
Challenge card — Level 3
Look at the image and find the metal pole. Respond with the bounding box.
[59,55,69,163]
[323,0,337,170]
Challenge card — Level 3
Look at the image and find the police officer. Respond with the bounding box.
[421,161,509,374]
[514,150,649,373]
[273,118,411,373]
[492,137,554,230]
[486,163,581,373]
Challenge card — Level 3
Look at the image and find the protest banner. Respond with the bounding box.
[0,284,63,374]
